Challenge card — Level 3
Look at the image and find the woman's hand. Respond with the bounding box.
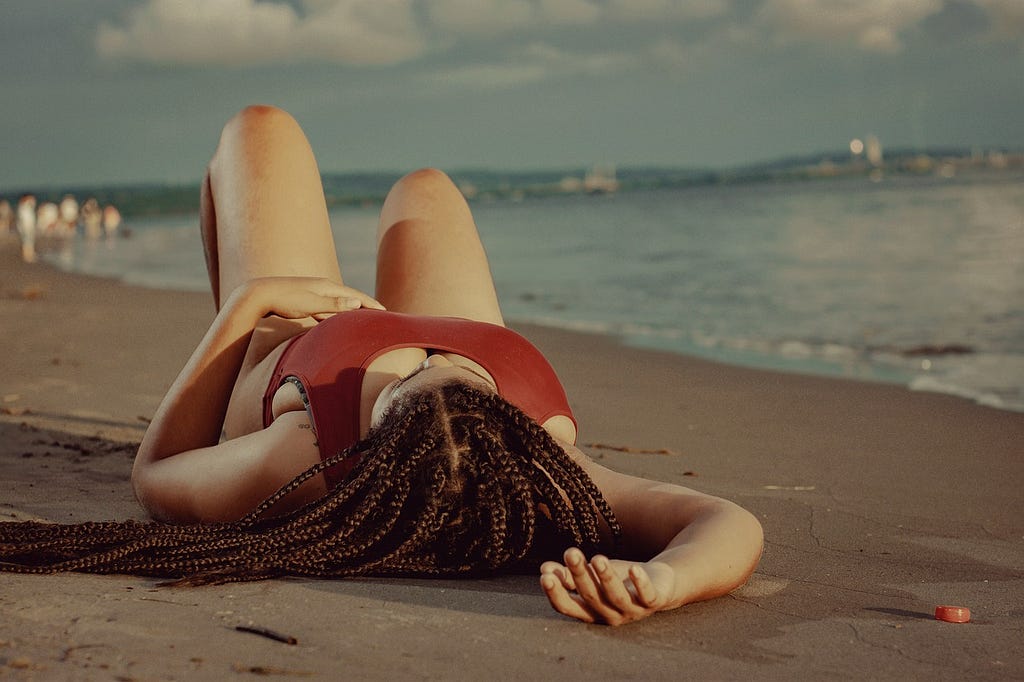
[539,548,680,625]
[235,276,385,321]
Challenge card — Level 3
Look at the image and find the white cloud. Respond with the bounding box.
[646,38,703,71]
[96,0,297,65]
[521,43,637,75]
[96,0,425,66]
[427,0,727,35]
[291,0,426,65]
[604,0,731,21]
[96,0,737,71]
[756,0,945,53]
[96,0,1010,80]
[426,0,535,35]
[431,42,636,90]
[537,0,602,25]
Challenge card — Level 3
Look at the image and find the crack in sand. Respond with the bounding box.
[807,506,825,549]
[844,620,979,674]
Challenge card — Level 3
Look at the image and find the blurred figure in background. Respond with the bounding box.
[36,201,59,236]
[81,198,103,238]
[102,203,122,238]
[58,194,80,237]
[16,194,37,263]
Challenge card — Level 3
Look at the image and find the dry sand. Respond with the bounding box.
[1,234,1022,680]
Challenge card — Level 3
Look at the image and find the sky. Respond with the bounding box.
[1,0,1022,189]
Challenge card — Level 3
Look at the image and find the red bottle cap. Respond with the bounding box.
[934,605,971,623]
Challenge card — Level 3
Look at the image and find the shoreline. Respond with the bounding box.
[37,226,1024,416]
[2,235,1023,679]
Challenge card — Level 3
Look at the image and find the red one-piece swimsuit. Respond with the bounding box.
[263,309,576,487]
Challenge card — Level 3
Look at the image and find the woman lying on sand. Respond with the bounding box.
[0,106,762,625]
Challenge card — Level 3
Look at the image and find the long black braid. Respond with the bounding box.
[0,382,620,586]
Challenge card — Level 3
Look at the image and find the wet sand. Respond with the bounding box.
[1,235,1022,680]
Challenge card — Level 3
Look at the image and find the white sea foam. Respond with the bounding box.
[909,376,1007,409]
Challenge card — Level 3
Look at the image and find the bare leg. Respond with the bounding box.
[199,170,220,308]
[375,168,503,325]
[203,105,342,309]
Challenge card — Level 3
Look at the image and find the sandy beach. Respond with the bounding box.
[1,233,1022,680]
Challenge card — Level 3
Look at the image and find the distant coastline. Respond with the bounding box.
[3,146,1022,219]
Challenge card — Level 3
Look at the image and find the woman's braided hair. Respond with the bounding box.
[0,381,620,586]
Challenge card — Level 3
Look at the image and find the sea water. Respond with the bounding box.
[47,172,1024,412]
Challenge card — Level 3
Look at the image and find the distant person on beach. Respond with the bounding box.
[58,194,79,236]
[102,203,121,237]
[0,106,762,625]
[81,197,103,237]
[15,194,37,262]
[36,201,59,235]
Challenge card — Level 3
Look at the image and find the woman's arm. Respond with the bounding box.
[540,446,763,625]
[135,411,327,522]
[132,277,382,522]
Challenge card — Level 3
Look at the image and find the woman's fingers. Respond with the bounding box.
[540,550,668,625]
[592,555,635,612]
[539,561,576,591]
[333,286,385,310]
[562,549,603,603]
[561,549,629,624]
[310,280,384,311]
[260,278,386,319]
[539,574,595,623]
[627,564,659,608]
[252,276,385,313]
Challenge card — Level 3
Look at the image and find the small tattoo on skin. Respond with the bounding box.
[297,422,318,446]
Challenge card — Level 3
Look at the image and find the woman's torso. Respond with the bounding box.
[224,315,421,440]
[223,311,577,444]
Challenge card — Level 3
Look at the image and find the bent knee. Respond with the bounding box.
[225,104,297,131]
[129,459,165,521]
[380,168,470,230]
[215,105,302,152]
[389,167,462,201]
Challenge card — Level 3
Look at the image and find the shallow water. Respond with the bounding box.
[47,171,1024,412]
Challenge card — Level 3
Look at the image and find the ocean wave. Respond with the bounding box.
[908,376,1009,410]
[518,313,1024,412]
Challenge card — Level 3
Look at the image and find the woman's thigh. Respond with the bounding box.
[375,168,504,326]
[207,105,342,306]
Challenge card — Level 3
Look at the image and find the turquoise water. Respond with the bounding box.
[47,172,1024,412]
